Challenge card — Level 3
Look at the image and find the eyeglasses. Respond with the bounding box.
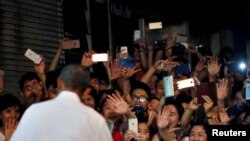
[131,95,148,102]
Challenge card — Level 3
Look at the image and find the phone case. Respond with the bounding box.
[196,82,217,104]
[245,83,250,100]
[62,39,80,49]
[177,78,194,89]
[128,118,138,133]
[173,64,191,75]
[91,53,108,62]
[226,102,247,117]
[24,49,42,64]
[160,63,172,71]
[120,46,128,55]
[134,30,140,41]
[118,57,134,68]
[163,75,174,97]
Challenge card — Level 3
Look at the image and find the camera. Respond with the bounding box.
[132,106,148,120]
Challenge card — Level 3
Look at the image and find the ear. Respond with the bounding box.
[57,78,63,90]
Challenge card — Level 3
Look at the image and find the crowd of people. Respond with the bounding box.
[0,29,249,141]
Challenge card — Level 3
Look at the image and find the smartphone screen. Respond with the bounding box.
[91,53,108,62]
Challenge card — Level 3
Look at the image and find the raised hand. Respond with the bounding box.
[4,119,18,141]
[123,66,141,79]
[207,56,221,77]
[34,57,45,75]
[102,51,112,68]
[216,78,229,101]
[202,95,214,112]
[134,132,147,141]
[194,58,207,74]
[219,109,231,125]
[124,130,137,141]
[189,98,200,111]
[81,50,96,67]
[157,106,170,129]
[106,93,130,115]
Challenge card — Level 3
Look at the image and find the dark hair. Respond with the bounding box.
[189,121,209,140]
[59,64,90,94]
[0,94,21,113]
[19,72,41,92]
[0,94,21,126]
[130,81,151,98]
[175,92,192,105]
[98,89,115,106]
[150,96,160,101]
[45,69,61,89]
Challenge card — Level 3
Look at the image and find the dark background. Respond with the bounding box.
[62,0,250,80]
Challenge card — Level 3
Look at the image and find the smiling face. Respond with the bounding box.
[165,104,181,128]
[189,125,208,141]
[131,89,149,110]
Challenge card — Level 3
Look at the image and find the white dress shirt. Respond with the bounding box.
[10,91,113,141]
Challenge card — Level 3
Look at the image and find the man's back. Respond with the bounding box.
[11,91,112,141]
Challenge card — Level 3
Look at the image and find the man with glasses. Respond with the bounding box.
[130,82,151,120]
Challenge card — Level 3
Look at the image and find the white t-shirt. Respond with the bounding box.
[10,91,113,141]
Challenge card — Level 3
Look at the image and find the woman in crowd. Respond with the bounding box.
[0,94,21,141]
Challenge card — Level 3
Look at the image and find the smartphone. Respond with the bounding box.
[173,64,191,75]
[245,83,250,100]
[163,75,174,97]
[153,40,166,48]
[24,49,42,64]
[177,78,195,90]
[120,46,128,55]
[128,118,138,133]
[196,82,217,104]
[149,22,162,30]
[133,30,140,41]
[91,53,108,62]
[176,34,188,43]
[226,102,247,117]
[159,62,172,71]
[118,57,134,68]
[62,39,80,49]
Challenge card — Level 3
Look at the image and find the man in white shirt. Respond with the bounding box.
[11,64,113,141]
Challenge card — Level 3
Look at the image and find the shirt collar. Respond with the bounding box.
[56,90,81,103]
